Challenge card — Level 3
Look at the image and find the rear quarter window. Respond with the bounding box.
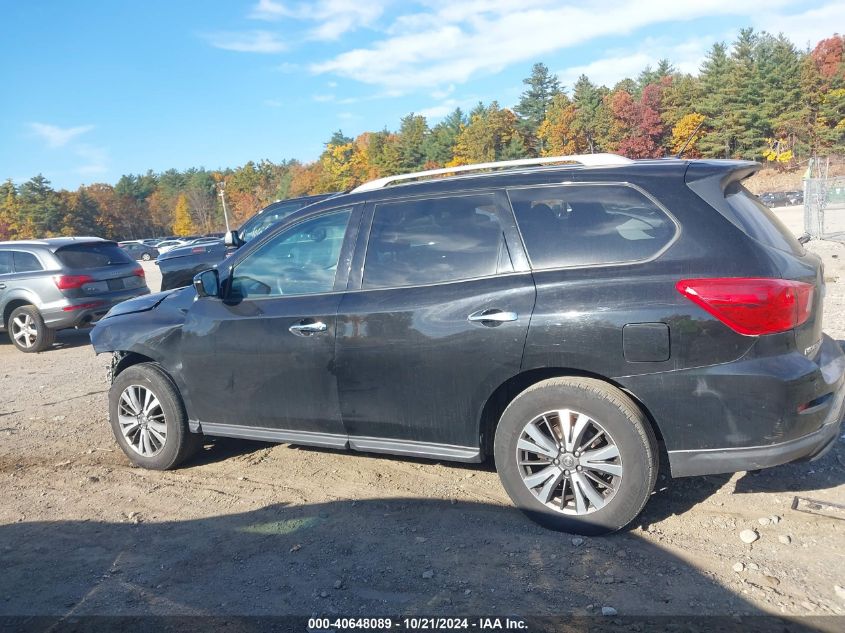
[508,184,677,269]
[723,183,804,255]
[13,251,43,272]
[55,243,134,268]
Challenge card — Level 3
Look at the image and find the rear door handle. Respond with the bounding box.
[289,321,328,336]
[467,309,518,324]
[0,283,6,289]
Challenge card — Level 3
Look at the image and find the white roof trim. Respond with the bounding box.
[351,153,633,193]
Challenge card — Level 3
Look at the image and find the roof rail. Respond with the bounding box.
[351,153,632,193]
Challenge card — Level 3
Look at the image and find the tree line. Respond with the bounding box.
[1,29,843,242]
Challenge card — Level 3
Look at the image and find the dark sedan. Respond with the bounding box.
[156,193,333,291]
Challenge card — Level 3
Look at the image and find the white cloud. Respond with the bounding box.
[556,35,719,89]
[275,61,300,73]
[313,94,335,102]
[418,100,459,120]
[75,145,109,176]
[311,0,793,91]
[263,98,284,107]
[30,123,94,148]
[247,0,387,40]
[431,84,455,100]
[753,1,845,51]
[249,0,288,21]
[205,30,287,53]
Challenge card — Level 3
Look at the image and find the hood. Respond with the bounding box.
[102,286,193,319]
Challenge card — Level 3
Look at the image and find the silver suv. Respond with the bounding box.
[0,237,150,352]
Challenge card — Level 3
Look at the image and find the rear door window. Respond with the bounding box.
[508,184,676,269]
[724,183,803,255]
[362,193,513,289]
[55,243,134,268]
[0,252,12,275]
[13,251,43,272]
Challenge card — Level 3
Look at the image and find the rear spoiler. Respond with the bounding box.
[685,160,760,191]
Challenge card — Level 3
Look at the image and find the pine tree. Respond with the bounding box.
[395,114,429,172]
[696,42,733,157]
[725,29,766,159]
[18,174,61,236]
[423,108,465,166]
[514,63,562,153]
[172,194,194,236]
[571,75,605,153]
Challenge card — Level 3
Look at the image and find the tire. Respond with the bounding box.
[7,305,55,353]
[494,377,658,535]
[141,252,151,261]
[108,363,201,470]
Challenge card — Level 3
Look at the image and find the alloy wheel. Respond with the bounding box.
[516,409,623,515]
[117,385,167,456]
[11,313,37,349]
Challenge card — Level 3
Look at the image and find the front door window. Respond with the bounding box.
[230,209,352,298]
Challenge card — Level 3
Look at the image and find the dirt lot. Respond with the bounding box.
[1,218,844,623]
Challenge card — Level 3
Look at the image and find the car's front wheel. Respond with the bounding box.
[494,377,658,535]
[108,363,201,469]
[8,305,55,353]
[141,252,151,261]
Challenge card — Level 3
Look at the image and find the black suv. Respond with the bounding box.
[155,194,333,291]
[90,155,844,535]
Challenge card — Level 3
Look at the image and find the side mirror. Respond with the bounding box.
[193,268,220,298]
[224,230,244,248]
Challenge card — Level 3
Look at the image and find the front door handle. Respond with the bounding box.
[0,283,6,289]
[467,309,518,324]
[289,321,328,336]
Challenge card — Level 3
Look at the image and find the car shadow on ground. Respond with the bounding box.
[0,498,835,632]
[190,437,731,530]
[183,437,844,533]
[0,327,93,352]
[732,441,844,495]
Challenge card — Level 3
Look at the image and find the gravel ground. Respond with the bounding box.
[0,216,843,621]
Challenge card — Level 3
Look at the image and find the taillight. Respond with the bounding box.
[676,278,814,336]
[54,274,95,290]
[132,267,145,278]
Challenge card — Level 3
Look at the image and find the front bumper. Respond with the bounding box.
[667,335,845,477]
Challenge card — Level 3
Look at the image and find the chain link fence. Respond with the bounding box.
[804,158,845,241]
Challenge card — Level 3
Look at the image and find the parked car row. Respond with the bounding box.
[759,190,803,208]
[88,154,844,536]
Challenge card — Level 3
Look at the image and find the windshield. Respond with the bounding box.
[239,199,315,242]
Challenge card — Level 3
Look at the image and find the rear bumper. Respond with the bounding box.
[666,335,845,477]
[41,287,150,329]
[617,332,845,477]
[668,385,844,476]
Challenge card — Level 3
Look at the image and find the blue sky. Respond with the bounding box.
[1,0,841,190]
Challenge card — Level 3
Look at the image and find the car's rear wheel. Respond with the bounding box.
[494,377,657,535]
[141,252,151,261]
[8,305,55,353]
[108,363,201,470]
